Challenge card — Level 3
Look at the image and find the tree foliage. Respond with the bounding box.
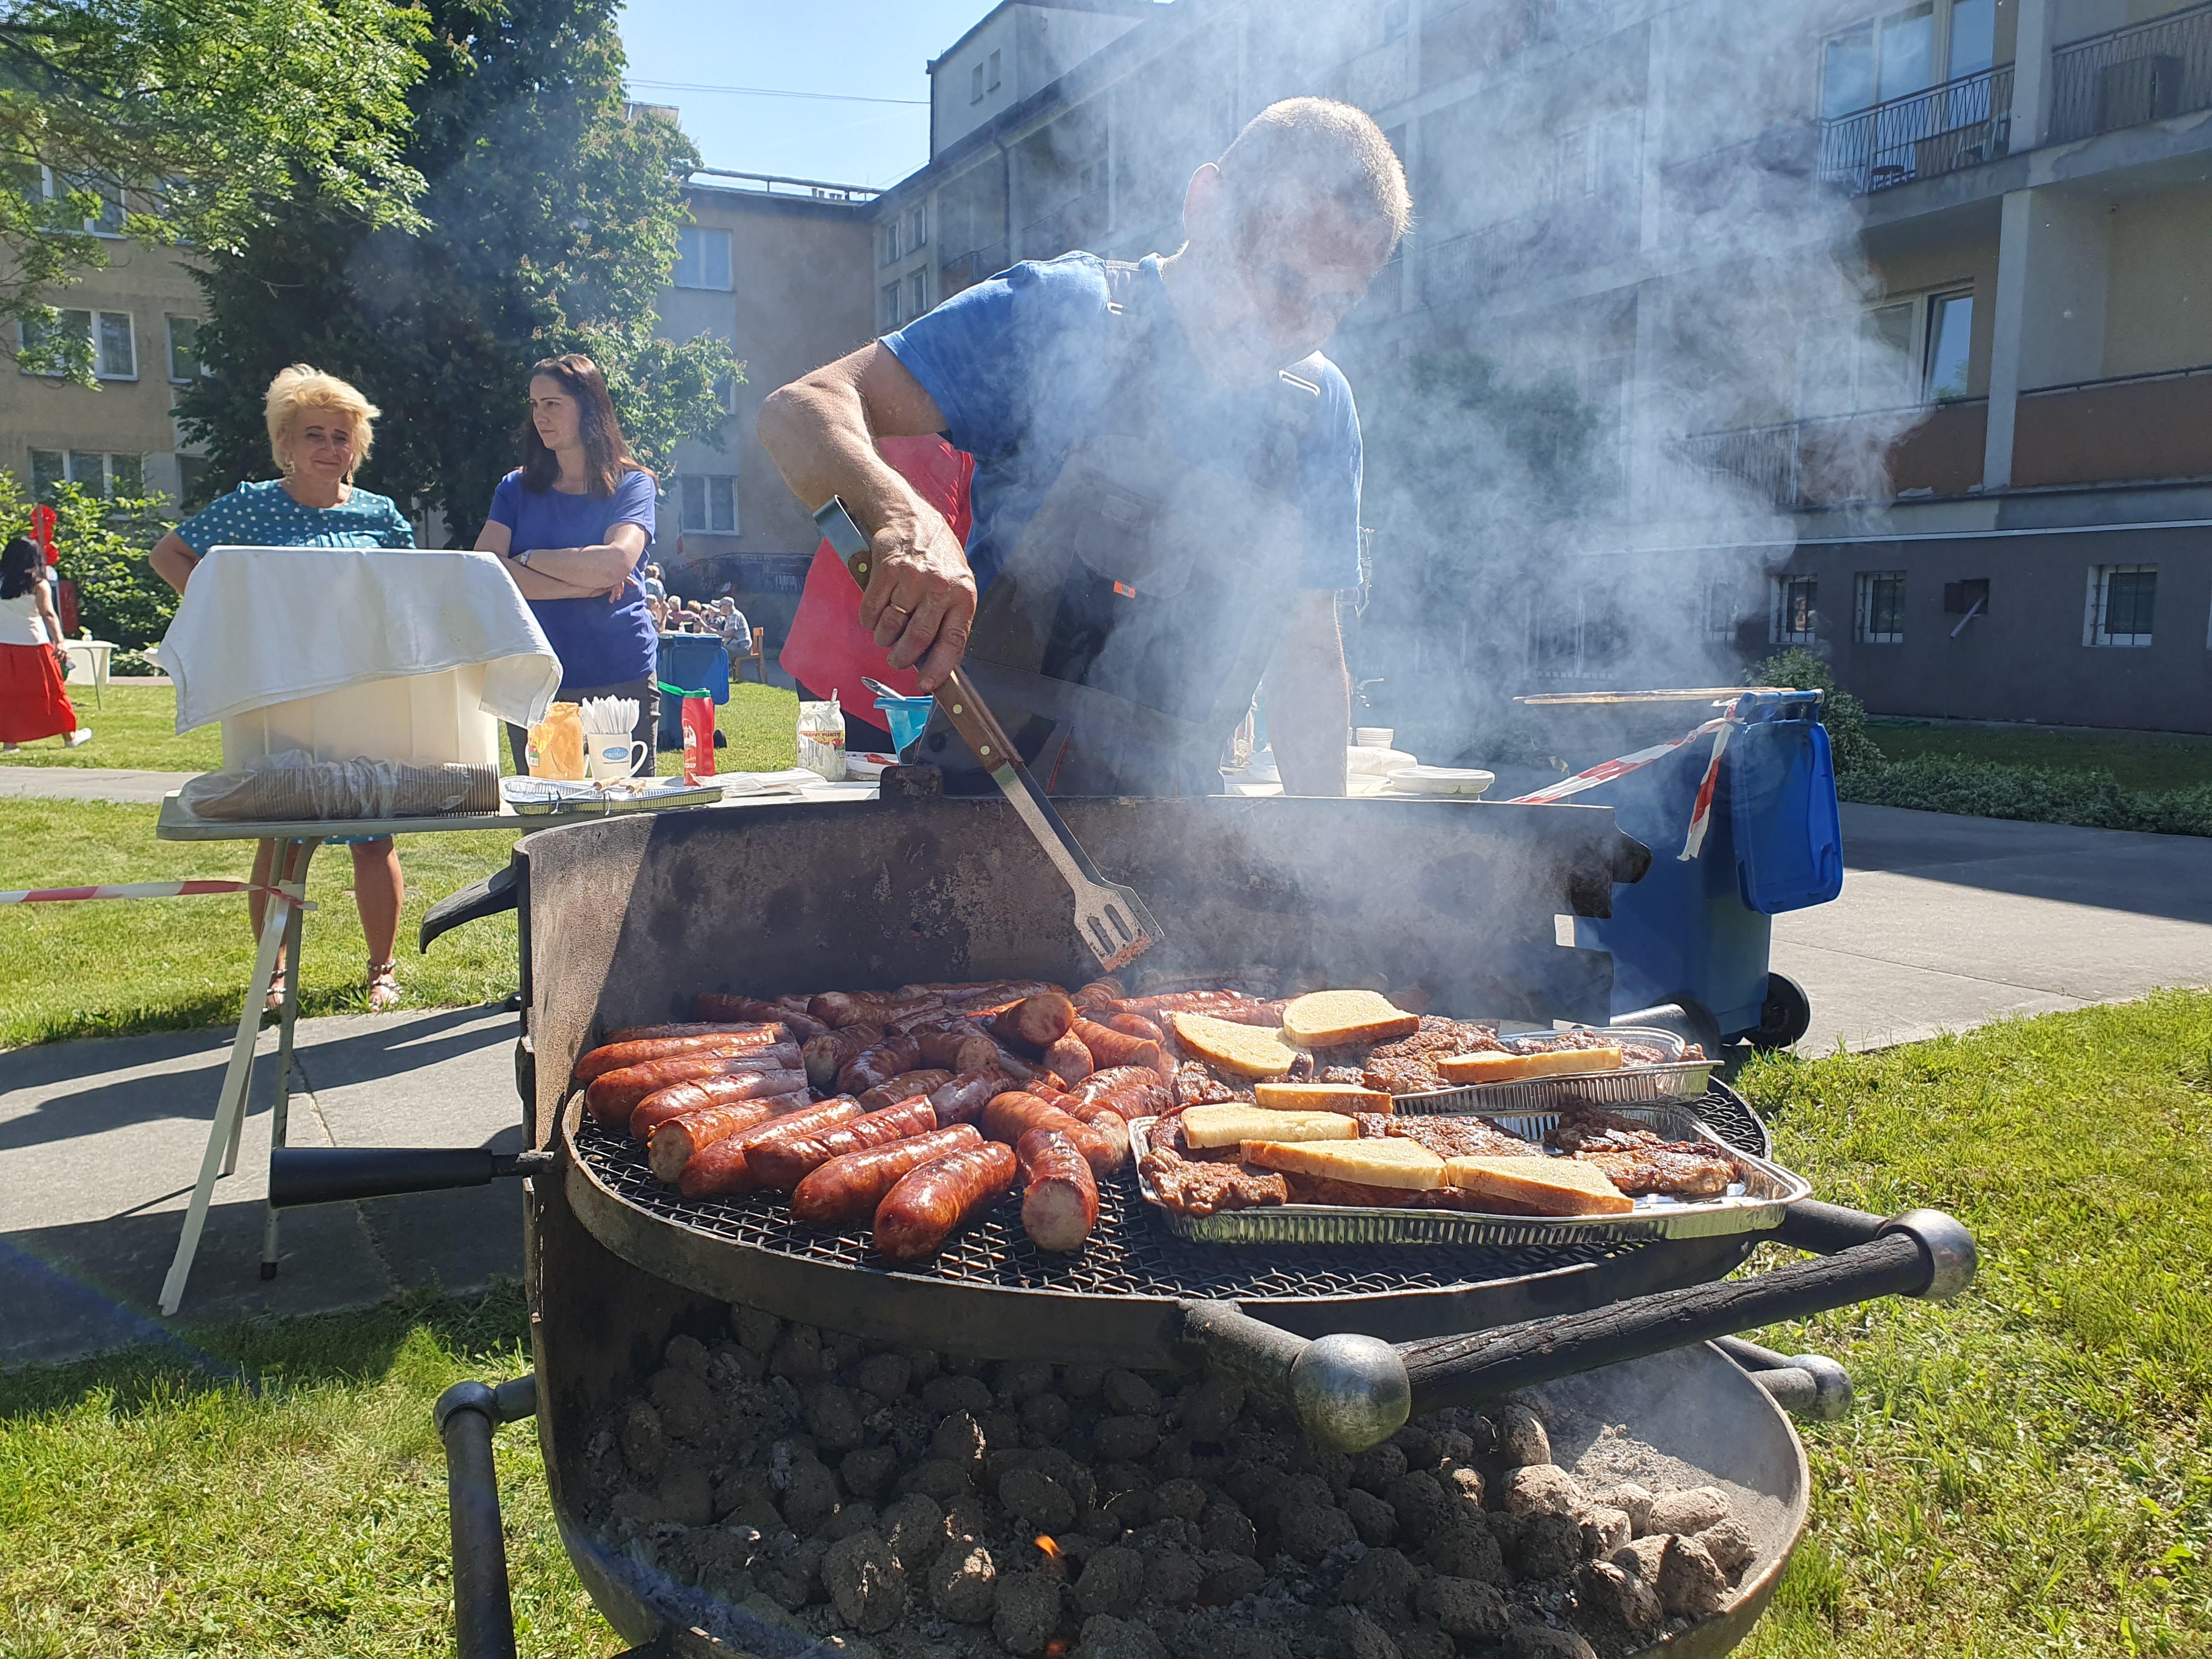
[174,0,738,545]
[2,0,429,380]
[0,467,177,651]
[1750,646,1884,774]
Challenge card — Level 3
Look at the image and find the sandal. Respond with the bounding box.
[264,969,287,1013]
[367,960,401,1012]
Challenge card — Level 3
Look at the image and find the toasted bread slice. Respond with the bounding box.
[1442,1154,1633,1215]
[1253,1081,1394,1115]
[1180,1104,1356,1150]
[1435,1045,1626,1085]
[1242,1136,1444,1190]
[1279,990,1421,1049]
[1171,1011,1302,1079]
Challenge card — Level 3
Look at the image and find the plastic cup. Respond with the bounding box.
[875,695,935,753]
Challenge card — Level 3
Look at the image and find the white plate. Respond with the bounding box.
[1385,765,1496,797]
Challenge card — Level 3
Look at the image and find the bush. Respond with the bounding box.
[1748,647,1885,775]
[0,472,179,652]
[1840,754,2212,838]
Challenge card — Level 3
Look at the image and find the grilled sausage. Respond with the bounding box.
[986,992,1076,1053]
[811,991,946,1029]
[1115,990,1260,1018]
[629,1068,809,1139]
[836,1036,924,1096]
[1073,977,1126,1011]
[912,979,1068,1008]
[1104,1012,1164,1043]
[749,1095,939,1190]
[929,1068,1009,1126]
[857,1069,953,1114]
[979,1091,1117,1175]
[677,1096,864,1198]
[1071,1065,1174,1122]
[1051,1095,1131,1167]
[872,1140,1019,1261]
[1039,1034,1093,1087]
[693,993,829,1040]
[584,1046,802,1126]
[1070,1016,1160,1074]
[1216,999,1292,1028]
[1017,1127,1099,1253]
[645,1099,778,1184]
[575,1026,785,1083]
[803,1023,887,1091]
[603,1020,772,1046]
[791,1124,983,1225]
[912,1024,1002,1074]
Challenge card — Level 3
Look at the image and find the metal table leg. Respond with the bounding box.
[262,839,319,1281]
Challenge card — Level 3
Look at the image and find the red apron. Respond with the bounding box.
[778,435,974,716]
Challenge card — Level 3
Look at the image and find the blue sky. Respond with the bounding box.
[616,0,994,190]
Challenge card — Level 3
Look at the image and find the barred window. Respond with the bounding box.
[1854,571,1905,644]
[2085,564,2155,647]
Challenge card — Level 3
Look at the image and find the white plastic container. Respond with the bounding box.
[219,664,500,770]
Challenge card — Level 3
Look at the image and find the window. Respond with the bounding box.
[1800,288,1973,416]
[988,49,1002,91]
[1855,571,1906,643]
[31,448,140,499]
[910,270,928,318]
[1553,127,1599,200]
[910,206,928,249]
[2085,564,2155,647]
[971,62,985,103]
[40,167,126,234]
[1702,577,1739,641]
[884,218,902,266]
[19,308,135,379]
[882,281,902,331]
[1772,575,1818,644]
[166,315,202,382]
[1923,290,1972,400]
[1821,0,1994,117]
[679,475,738,535]
[1528,590,1628,680]
[29,449,64,501]
[674,226,731,291]
[1943,577,1989,618]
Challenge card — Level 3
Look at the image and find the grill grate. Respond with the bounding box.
[572,1082,1772,1304]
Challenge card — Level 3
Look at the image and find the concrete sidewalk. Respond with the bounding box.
[0,766,202,804]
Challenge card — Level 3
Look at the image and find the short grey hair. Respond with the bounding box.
[1216,98,1413,249]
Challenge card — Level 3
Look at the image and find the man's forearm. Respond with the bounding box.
[1269,594,1350,797]
[759,373,928,538]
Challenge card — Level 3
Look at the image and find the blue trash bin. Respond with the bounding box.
[1571,690,1841,1048]
[655,634,731,750]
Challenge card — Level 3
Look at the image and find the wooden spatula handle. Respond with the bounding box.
[935,668,1020,772]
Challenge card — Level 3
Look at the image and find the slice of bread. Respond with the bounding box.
[1242,1136,1445,1190]
[1279,990,1420,1049]
[1170,1011,1302,1078]
[1435,1045,1626,1085]
[1253,1081,1393,1115]
[1180,1104,1356,1149]
[1441,1154,1633,1215]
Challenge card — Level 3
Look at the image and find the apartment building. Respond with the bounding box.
[2,179,211,510]
[865,0,2212,735]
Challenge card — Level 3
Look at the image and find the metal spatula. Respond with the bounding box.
[815,496,1164,971]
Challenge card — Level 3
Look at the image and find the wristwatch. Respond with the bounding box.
[512,548,533,568]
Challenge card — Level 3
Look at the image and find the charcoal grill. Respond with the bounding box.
[270,792,1974,1658]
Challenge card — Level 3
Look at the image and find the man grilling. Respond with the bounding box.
[760,98,1410,797]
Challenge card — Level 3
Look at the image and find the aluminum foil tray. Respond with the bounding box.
[1388,1025,1719,1117]
[1130,1102,1810,1248]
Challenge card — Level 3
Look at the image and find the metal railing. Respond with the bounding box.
[687,167,881,202]
[938,241,1009,298]
[1818,64,2013,195]
[1415,186,1638,308]
[2049,0,2212,142]
[1675,399,1979,509]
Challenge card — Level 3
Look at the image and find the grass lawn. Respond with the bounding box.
[653,680,799,776]
[2,995,2206,1656]
[0,685,223,772]
[1867,719,2212,795]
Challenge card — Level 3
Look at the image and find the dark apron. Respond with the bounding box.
[915,262,1319,798]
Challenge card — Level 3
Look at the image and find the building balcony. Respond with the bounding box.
[1019,188,1107,263]
[1678,399,1988,509]
[2011,364,2212,487]
[2049,0,2212,143]
[1415,187,1639,309]
[939,240,1009,300]
[1818,64,2014,196]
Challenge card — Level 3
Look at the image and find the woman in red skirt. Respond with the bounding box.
[0,536,91,752]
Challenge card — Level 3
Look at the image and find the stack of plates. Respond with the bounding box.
[1385,765,1496,797]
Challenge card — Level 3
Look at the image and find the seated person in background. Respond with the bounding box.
[148,365,416,1013]
[715,596,753,657]
[641,561,667,600]
[645,594,668,631]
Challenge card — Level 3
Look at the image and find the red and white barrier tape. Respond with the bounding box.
[1505,701,1744,861]
[0,880,313,909]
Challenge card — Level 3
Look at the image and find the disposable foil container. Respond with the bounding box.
[1130,1103,1810,1248]
[1387,1025,1719,1117]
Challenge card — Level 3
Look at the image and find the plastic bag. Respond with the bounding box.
[181,749,499,821]
[527,702,586,780]
[797,691,847,782]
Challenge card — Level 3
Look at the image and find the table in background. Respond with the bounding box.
[60,639,115,707]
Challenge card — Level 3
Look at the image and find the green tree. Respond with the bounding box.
[174,0,737,544]
[3,0,428,381]
[1750,646,1885,775]
[0,468,177,653]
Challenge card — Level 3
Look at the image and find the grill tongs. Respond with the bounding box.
[814,495,1163,972]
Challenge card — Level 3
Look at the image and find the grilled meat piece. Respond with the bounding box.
[1387,1115,1541,1159]
[1139,1144,1289,1215]
[1286,1175,1544,1214]
[1362,1056,1449,1096]
[1370,1019,1500,1060]
[1173,1061,1244,1109]
[1321,1065,1368,1085]
[1573,1144,1737,1198]
[1545,1106,1668,1153]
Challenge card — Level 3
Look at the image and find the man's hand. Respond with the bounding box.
[857,505,977,691]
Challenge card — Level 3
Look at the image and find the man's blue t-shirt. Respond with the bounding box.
[883,252,1363,598]
[487,469,657,688]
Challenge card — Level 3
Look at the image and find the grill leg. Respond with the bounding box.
[437,1375,537,1659]
[261,840,317,1281]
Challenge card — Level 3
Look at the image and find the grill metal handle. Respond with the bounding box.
[436,1375,537,1659]
[269,1147,555,1208]
[1182,1203,1974,1452]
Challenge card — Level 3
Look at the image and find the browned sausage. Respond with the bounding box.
[1216,999,1291,1028]
[677,1097,863,1198]
[645,1099,778,1184]
[603,1020,771,1046]
[912,1024,1002,1074]
[1051,1095,1131,1167]
[836,1035,924,1096]
[791,1124,984,1224]
[628,1068,810,1139]
[980,1091,1116,1175]
[857,1068,953,1114]
[1070,1016,1160,1074]
[988,992,1076,1053]
[1115,990,1260,1018]
[1040,1034,1093,1087]
[749,1094,938,1190]
[803,1023,887,1091]
[912,980,1067,1008]
[1073,977,1126,1011]
[575,1026,785,1082]
[810,991,946,1029]
[1071,1065,1174,1122]
[1017,1127,1098,1253]
[928,1068,1008,1126]
[693,993,829,1039]
[583,1045,802,1125]
[872,1140,1018,1261]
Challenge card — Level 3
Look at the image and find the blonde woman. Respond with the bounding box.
[151,365,417,1012]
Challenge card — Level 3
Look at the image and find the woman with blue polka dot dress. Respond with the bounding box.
[151,366,417,1013]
